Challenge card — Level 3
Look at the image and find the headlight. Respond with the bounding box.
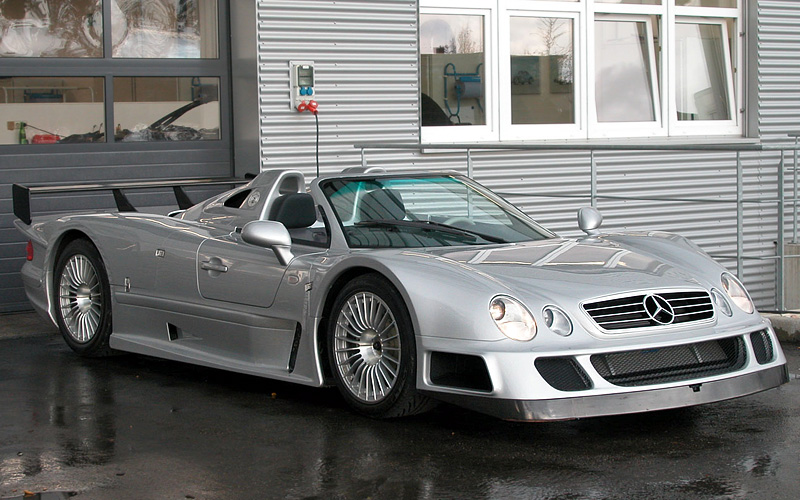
[710,288,733,317]
[543,305,572,336]
[721,272,755,314]
[489,296,537,341]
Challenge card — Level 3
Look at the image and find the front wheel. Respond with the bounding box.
[327,274,433,418]
[53,239,115,357]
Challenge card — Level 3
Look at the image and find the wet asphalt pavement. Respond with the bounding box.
[0,331,798,500]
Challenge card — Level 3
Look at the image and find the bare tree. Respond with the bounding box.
[456,25,477,54]
[537,17,573,84]
[537,17,563,56]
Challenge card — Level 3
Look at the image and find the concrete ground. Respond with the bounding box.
[0,312,799,499]
[764,313,800,343]
[0,312,58,340]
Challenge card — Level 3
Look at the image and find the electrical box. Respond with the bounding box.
[290,61,315,110]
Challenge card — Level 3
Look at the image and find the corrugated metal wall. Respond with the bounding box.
[256,0,420,174]
[758,0,800,141]
[256,0,799,309]
[757,0,800,309]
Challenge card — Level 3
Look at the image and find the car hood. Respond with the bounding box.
[417,236,715,303]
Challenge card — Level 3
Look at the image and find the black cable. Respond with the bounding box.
[314,112,320,178]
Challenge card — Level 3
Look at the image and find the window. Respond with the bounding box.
[675,21,733,122]
[594,18,658,123]
[420,7,494,143]
[1,77,105,144]
[113,77,220,141]
[0,0,218,59]
[510,16,575,126]
[112,0,219,58]
[420,0,741,142]
[0,0,104,58]
[420,13,486,127]
[1,0,226,145]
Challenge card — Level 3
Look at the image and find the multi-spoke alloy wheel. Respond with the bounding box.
[333,291,401,403]
[327,274,433,418]
[59,254,102,343]
[54,239,114,357]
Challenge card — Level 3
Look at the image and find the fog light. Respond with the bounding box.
[543,305,572,336]
[710,288,732,317]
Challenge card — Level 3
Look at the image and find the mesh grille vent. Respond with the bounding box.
[750,329,775,365]
[590,336,746,387]
[535,357,593,392]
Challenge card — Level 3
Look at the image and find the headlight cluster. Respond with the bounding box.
[720,272,755,314]
[489,297,574,341]
[489,296,537,341]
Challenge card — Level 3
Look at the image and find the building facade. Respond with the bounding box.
[1,0,798,312]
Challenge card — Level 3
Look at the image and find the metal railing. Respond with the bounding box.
[355,139,800,312]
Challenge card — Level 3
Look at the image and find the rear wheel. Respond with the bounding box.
[53,239,115,357]
[327,274,433,418]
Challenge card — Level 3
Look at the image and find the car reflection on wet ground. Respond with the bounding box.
[1,334,798,500]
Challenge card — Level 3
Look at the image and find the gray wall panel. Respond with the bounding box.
[256,0,418,174]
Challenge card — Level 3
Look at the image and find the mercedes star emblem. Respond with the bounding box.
[643,294,676,324]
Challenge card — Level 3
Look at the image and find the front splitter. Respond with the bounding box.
[422,364,790,421]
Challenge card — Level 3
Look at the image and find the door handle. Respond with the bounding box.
[200,261,228,273]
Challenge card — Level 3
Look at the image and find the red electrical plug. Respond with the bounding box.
[307,100,318,115]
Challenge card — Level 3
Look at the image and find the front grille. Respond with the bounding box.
[583,290,714,332]
[590,336,746,387]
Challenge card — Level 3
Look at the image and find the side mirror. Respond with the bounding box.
[241,220,294,266]
[578,207,603,236]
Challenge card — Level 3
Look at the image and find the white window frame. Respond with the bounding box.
[420,2,498,143]
[419,0,743,143]
[668,15,740,136]
[500,8,584,141]
[589,14,664,138]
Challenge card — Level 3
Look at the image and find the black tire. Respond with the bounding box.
[327,273,434,418]
[53,239,115,357]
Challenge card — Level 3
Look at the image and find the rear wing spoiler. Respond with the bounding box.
[13,177,248,225]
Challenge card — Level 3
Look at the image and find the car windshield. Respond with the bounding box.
[321,174,554,248]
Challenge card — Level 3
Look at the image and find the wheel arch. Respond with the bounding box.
[49,233,115,357]
[45,229,101,319]
[314,264,419,382]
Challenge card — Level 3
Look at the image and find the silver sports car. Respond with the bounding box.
[13,168,789,420]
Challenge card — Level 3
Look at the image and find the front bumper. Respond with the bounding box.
[423,363,789,421]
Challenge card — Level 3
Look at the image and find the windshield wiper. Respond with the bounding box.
[420,220,507,243]
[355,220,506,244]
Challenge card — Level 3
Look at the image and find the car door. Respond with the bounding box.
[148,226,302,373]
[196,232,287,308]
